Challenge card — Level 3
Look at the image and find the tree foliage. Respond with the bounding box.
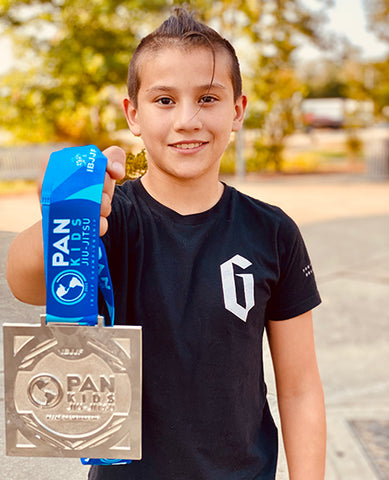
[0,0,169,146]
[363,0,389,117]
[302,59,348,99]
[0,0,330,170]
[365,0,389,42]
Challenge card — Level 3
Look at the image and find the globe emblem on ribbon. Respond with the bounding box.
[27,374,63,408]
[52,271,86,305]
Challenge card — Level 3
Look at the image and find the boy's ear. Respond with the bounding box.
[232,95,247,132]
[123,97,141,137]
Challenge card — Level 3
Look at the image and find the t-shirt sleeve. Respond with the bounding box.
[265,214,321,321]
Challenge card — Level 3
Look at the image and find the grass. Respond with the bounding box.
[281,149,364,174]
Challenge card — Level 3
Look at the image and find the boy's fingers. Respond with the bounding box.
[100,146,125,237]
[100,190,112,218]
[100,216,109,237]
[103,171,116,198]
[103,146,126,180]
[100,172,115,236]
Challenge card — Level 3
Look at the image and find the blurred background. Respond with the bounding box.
[1,0,389,181]
[0,1,388,479]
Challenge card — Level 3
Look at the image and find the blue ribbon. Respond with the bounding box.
[41,145,108,325]
[81,458,131,466]
[41,145,130,465]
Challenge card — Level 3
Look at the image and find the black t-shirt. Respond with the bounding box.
[90,178,321,480]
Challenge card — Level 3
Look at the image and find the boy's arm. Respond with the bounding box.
[266,311,326,480]
[6,220,46,305]
[6,146,126,306]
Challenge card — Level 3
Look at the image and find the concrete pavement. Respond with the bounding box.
[236,173,389,480]
[1,172,388,479]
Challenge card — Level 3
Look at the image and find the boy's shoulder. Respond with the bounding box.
[228,184,297,231]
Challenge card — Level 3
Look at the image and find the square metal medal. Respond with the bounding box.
[3,316,142,459]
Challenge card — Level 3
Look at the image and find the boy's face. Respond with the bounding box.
[123,46,246,183]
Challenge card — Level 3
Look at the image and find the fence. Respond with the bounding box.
[0,144,69,181]
[365,127,389,180]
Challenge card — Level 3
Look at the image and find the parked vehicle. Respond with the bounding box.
[301,98,374,130]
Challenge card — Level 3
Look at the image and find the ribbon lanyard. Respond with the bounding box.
[41,146,133,466]
[41,145,114,327]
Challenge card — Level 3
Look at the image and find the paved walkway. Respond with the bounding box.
[234,173,389,480]
[1,172,388,479]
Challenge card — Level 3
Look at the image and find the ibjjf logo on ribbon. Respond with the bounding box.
[220,254,255,322]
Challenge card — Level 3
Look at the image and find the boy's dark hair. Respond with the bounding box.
[127,8,242,106]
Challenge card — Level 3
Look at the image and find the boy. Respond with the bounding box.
[7,8,326,480]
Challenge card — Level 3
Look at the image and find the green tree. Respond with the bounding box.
[364,0,389,118]
[0,0,169,146]
[194,0,330,171]
[361,59,389,118]
[301,59,348,99]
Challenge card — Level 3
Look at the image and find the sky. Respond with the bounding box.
[299,0,389,61]
[0,0,388,75]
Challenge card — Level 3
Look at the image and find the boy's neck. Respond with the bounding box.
[140,171,224,215]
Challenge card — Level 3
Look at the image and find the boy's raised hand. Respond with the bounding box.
[100,146,126,236]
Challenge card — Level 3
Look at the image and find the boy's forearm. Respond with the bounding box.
[6,220,46,305]
[278,385,326,480]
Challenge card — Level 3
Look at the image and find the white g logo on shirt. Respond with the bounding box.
[220,254,255,322]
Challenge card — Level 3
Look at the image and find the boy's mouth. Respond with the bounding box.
[169,141,207,150]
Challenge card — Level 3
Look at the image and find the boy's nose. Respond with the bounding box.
[173,103,202,131]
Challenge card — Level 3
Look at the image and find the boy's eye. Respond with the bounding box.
[199,95,217,104]
[156,97,174,105]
